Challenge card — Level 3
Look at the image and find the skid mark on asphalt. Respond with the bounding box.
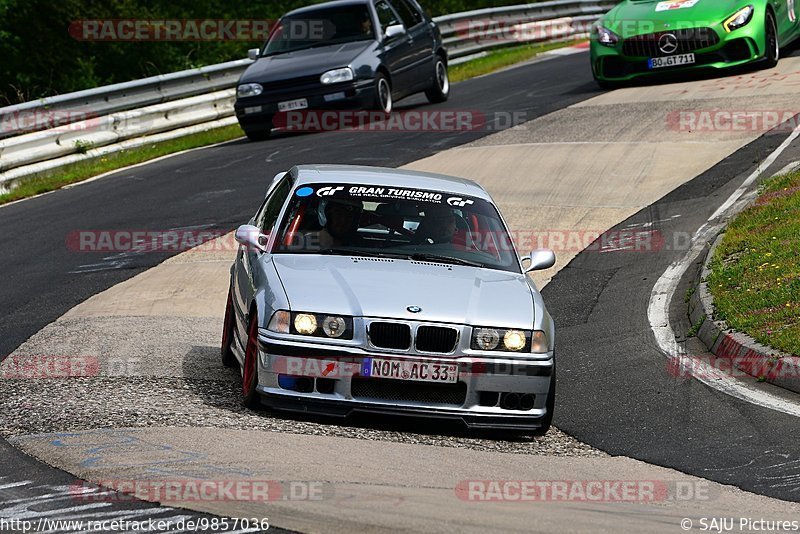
[15,430,256,479]
[0,476,210,534]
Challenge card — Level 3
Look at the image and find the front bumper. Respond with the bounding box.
[254,336,554,431]
[591,23,765,82]
[234,79,376,132]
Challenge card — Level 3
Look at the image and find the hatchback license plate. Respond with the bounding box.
[278,98,308,112]
[648,53,695,69]
[362,358,458,383]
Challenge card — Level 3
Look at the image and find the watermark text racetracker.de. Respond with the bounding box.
[456,479,714,502]
[269,110,530,133]
[66,229,697,254]
[70,479,330,503]
[667,110,800,133]
[68,19,277,41]
[1,355,141,378]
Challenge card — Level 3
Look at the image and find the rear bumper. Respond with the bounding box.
[254,337,554,431]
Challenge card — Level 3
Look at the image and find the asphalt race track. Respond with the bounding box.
[3,45,800,531]
[548,130,800,501]
[0,50,603,527]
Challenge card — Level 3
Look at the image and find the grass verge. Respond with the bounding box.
[1,39,582,206]
[0,124,244,205]
[706,171,800,356]
[449,40,582,83]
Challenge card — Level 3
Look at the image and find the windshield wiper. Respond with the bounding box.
[409,253,484,268]
[322,247,406,259]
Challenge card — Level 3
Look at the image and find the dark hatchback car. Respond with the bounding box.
[234,0,449,141]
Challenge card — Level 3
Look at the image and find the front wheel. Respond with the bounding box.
[425,57,450,103]
[530,366,556,437]
[763,10,780,68]
[241,313,262,410]
[244,128,271,142]
[220,288,237,368]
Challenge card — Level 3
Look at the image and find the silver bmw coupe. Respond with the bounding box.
[221,164,557,434]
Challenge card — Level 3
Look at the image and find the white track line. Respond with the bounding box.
[772,160,800,178]
[648,123,800,417]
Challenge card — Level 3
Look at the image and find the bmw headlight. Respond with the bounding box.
[471,327,549,353]
[294,313,318,335]
[237,83,263,98]
[595,25,619,47]
[267,310,353,339]
[320,67,355,85]
[724,5,754,32]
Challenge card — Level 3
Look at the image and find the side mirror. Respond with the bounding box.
[247,48,260,60]
[235,224,268,253]
[523,249,556,273]
[384,24,406,40]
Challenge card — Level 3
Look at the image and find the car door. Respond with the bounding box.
[233,175,291,339]
[375,0,415,94]
[389,0,435,91]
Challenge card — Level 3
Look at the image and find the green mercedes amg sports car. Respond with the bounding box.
[590,0,800,86]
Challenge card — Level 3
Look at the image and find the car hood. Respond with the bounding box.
[239,41,373,84]
[604,0,742,38]
[272,255,535,328]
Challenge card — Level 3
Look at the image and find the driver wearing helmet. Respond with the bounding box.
[314,198,364,249]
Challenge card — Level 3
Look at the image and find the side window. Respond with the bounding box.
[392,0,423,27]
[259,179,291,235]
[375,0,401,32]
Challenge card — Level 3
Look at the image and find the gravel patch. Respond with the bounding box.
[0,375,602,456]
[1,315,604,457]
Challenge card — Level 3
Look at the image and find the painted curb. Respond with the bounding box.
[690,234,800,394]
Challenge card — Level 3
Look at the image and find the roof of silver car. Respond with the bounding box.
[292,165,493,201]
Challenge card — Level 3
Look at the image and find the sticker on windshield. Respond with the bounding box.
[295,186,314,197]
[342,185,445,203]
[655,0,700,11]
[316,186,345,197]
[446,197,474,207]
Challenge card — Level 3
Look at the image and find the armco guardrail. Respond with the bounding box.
[0,59,251,140]
[0,0,611,187]
[437,0,616,60]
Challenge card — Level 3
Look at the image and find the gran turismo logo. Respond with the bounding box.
[316,186,344,197]
[447,196,474,207]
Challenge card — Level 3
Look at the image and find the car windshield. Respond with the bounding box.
[272,183,521,273]
[262,5,375,56]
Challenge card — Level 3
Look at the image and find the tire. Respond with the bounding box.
[763,10,780,69]
[241,312,262,410]
[244,128,271,142]
[372,73,393,114]
[530,365,556,437]
[593,73,618,90]
[220,288,238,368]
[424,56,450,104]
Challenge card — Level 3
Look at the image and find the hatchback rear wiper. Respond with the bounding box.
[409,253,484,268]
